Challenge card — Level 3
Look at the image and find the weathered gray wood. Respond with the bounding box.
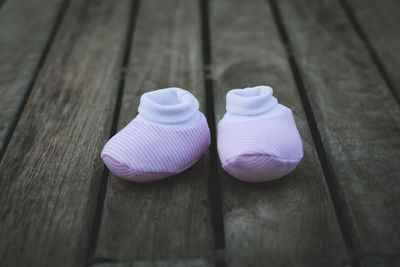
[0,0,64,153]
[94,0,214,265]
[277,0,400,258]
[0,0,132,266]
[209,0,348,266]
[346,0,400,101]
[360,256,400,267]
[94,259,210,267]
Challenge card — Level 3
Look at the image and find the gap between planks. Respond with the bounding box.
[0,0,71,161]
[337,0,400,105]
[272,0,400,264]
[4,0,384,265]
[90,0,219,264]
[86,0,141,266]
[0,0,6,11]
[268,0,359,265]
[90,0,227,265]
[200,0,227,266]
[0,0,135,265]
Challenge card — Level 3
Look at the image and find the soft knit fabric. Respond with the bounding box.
[101,88,210,182]
[218,86,303,182]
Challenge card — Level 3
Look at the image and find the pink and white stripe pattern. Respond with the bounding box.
[218,110,303,182]
[217,86,303,182]
[101,113,210,182]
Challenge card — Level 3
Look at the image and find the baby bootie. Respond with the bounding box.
[217,86,303,182]
[101,88,211,182]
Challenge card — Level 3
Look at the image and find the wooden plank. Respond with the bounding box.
[360,256,400,267]
[276,0,400,258]
[94,260,210,267]
[345,0,400,101]
[0,0,65,155]
[94,0,214,265]
[0,0,132,266]
[208,0,349,266]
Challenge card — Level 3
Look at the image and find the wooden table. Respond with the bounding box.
[1,0,399,266]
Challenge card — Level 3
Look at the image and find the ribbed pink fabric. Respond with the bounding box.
[218,110,303,182]
[101,113,210,182]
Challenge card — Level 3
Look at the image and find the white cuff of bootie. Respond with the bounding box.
[223,86,289,122]
[227,86,278,115]
[137,87,201,128]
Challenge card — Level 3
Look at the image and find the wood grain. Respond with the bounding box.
[94,0,214,265]
[0,0,132,266]
[345,0,400,101]
[277,0,400,258]
[208,0,348,266]
[0,0,64,154]
[360,256,400,267]
[94,260,210,267]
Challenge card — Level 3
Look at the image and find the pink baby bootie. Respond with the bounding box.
[217,86,303,182]
[101,88,210,182]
